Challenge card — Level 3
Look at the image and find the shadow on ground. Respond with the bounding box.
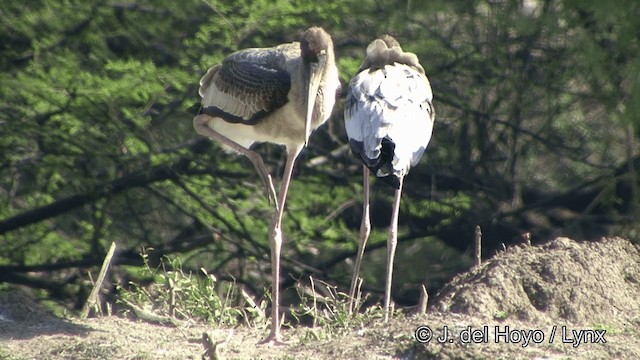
[0,290,92,340]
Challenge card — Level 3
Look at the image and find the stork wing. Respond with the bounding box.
[345,63,434,186]
[199,48,292,125]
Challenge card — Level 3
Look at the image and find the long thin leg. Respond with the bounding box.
[194,115,279,210]
[260,146,301,345]
[349,166,371,313]
[384,176,403,322]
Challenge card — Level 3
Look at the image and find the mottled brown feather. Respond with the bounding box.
[199,48,291,125]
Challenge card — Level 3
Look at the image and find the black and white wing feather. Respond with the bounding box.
[345,63,434,188]
[199,48,292,125]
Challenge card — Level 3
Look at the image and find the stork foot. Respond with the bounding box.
[245,151,279,211]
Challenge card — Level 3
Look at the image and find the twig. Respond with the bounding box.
[321,199,357,224]
[310,276,318,328]
[120,298,181,327]
[349,277,363,315]
[80,242,116,318]
[200,0,236,34]
[169,278,176,318]
[307,144,350,167]
[416,284,428,316]
[474,226,482,266]
[239,287,265,321]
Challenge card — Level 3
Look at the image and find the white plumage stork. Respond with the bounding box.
[344,35,434,321]
[193,27,340,344]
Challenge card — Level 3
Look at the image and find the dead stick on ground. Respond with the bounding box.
[80,242,116,318]
[120,298,181,327]
[475,225,482,266]
[416,284,428,316]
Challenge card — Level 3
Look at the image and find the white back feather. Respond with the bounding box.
[345,63,434,178]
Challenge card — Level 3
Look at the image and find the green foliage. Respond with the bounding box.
[0,347,22,360]
[592,322,620,335]
[118,252,260,326]
[291,277,386,340]
[493,310,509,320]
[562,0,640,126]
[2,0,640,318]
[405,192,472,225]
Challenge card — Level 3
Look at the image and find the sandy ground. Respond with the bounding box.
[1,237,639,359]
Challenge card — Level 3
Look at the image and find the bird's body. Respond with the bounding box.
[198,41,340,151]
[194,27,339,344]
[345,62,433,188]
[344,35,434,319]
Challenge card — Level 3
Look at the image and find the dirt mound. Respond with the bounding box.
[0,291,56,324]
[0,290,90,340]
[434,237,640,326]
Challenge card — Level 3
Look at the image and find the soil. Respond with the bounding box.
[1,236,639,359]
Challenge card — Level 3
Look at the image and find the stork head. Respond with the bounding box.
[300,27,333,146]
[377,34,401,50]
[361,34,425,74]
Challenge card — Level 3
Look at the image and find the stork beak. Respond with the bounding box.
[304,57,324,146]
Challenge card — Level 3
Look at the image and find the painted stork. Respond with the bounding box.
[344,35,434,321]
[193,27,340,344]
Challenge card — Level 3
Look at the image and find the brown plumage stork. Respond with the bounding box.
[193,27,340,344]
[344,35,435,321]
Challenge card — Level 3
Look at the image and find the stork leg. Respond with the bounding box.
[349,166,371,313]
[193,115,279,210]
[260,146,301,345]
[384,176,403,322]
